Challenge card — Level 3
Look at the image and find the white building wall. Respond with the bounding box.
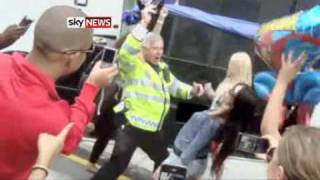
[1,0,124,52]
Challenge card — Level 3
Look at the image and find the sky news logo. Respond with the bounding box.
[67,17,119,29]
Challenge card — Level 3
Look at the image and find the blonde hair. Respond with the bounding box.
[278,125,320,180]
[226,52,252,85]
[214,52,252,98]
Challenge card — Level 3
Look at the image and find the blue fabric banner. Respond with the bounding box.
[166,4,260,39]
[122,3,260,39]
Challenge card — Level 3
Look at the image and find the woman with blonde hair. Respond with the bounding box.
[206,51,252,103]
[155,52,255,180]
[261,51,320,180]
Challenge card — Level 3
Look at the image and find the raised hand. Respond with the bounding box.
[278,51,307,85]
[86,61,118,87]
[141,4,157,27]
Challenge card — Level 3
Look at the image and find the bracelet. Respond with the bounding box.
[32,165,49,177]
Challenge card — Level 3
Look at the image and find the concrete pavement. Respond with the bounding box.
[48,137,267,180]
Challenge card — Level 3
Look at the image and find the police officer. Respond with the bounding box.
[92,4,204,180]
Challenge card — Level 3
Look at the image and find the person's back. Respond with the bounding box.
[0,5,118,179]
[174,111,222,164]
[0,52,70,178]
[0,53,14,81]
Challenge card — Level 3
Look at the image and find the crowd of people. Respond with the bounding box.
[0,2,320,180]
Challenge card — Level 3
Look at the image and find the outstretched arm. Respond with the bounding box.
[260,52,306,140]
[152,7,169,34]
[118,4,157,73]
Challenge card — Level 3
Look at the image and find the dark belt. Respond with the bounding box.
[173,145,208,160]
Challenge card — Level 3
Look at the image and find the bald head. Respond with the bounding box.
[34,5,93,53]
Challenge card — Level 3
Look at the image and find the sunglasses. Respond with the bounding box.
[62,44,95,55]
[38,43,95,55]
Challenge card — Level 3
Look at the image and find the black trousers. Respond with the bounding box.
[89,85,119,163]
[89,108,116,163]
[91,117,169,180]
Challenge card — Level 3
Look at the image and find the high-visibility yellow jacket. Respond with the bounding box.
[114,34,192,132]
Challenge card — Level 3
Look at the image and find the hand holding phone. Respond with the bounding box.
[100,47,117,68]
[90,45,104,60]
[236,132,269,154]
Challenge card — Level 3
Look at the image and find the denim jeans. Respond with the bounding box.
[174,110,222,165]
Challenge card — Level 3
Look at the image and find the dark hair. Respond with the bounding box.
[212,83,257,174]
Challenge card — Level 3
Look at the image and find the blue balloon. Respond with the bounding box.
[254,71,276,100]
[254,71,320,106]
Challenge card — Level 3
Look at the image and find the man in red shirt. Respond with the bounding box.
[0,5,118,179]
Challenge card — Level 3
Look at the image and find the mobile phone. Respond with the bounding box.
[159,164,187,180]
[19,16,33,28]
[236,132,269,154]
[101,47,117,68]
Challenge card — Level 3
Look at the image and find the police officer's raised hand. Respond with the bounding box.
[159,7,169,18]
[190,82,205,97]
[141,3,157,27]
[86,61,118,88]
